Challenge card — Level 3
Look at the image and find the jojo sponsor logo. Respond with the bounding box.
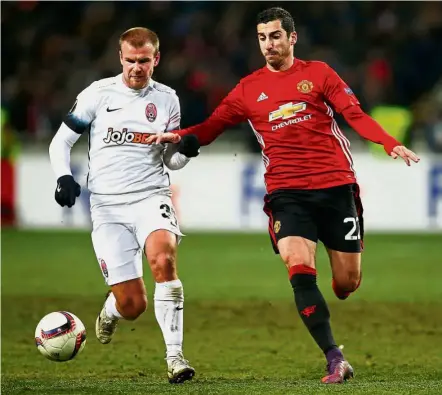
[103,128,154,145]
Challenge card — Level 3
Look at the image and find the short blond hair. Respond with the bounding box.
[119,27,159,55]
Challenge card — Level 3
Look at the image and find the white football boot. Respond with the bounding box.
[167,353,195,384]
[95,292,119,344]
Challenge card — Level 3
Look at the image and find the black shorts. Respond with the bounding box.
[263,183,364,254]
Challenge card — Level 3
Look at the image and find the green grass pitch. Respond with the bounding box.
[2,230,442,394]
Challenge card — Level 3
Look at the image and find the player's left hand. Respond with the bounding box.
[390,145,420,166]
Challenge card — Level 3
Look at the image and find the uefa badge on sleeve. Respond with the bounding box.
[145,103,157,122]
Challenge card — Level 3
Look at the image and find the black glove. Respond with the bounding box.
[177,134,200,158]
[55,175,81,208]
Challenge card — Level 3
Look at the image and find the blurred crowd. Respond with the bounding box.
[2,1,442,152]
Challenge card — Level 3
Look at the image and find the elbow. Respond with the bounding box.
[165,162,180,171]
[342,105,365,122]
[164,153,190,170]
[165,160,189,171]
[48,136,57,159]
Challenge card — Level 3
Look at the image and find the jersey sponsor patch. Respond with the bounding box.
[103,128,154,145]
[269,102,307,121]
[269,102,312,131]
[344,87,354,95]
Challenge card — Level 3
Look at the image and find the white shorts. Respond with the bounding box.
[90,193,183,286]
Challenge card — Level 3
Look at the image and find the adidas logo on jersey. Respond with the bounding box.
[257,92,268,102]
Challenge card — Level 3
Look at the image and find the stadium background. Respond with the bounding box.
[2,2,442,394]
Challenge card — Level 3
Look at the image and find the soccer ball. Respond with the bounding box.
[35,311,86,362]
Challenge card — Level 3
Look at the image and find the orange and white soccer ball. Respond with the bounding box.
[35,311,86,362]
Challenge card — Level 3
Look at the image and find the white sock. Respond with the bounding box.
[154,279,184,359]
[104,292,123,320]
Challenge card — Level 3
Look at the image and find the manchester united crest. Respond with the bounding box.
[145,103,157,122]
[297,80,313,94]
[274,220,281,234]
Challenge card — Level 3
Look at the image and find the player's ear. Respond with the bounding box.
[119,50,123,66]
[154,51,160,67]
[290,32,297,46]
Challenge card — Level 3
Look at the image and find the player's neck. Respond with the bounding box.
[121,74,150,91]
[266,55,295,73]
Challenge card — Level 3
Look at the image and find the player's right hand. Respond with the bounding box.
[146,132,181,145]
[54,175,81,208]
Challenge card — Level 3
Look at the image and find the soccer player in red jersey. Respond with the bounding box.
[148,7,420,384]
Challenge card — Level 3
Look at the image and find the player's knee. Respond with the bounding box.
[117,294,147,321]
[149,251,176,281]
[283,254,313,270]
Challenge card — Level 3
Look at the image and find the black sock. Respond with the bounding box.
[289,266,337,354]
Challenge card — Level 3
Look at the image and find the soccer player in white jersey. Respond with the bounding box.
[49,27,200,384]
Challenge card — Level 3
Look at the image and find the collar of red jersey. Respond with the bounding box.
[263,57,300,74]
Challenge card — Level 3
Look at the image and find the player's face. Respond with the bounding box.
[257,20,297,69]
[120,41,160,90]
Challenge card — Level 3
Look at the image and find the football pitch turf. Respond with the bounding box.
[2,230,442,394]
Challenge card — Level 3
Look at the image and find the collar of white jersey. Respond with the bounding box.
[117,73,154,95]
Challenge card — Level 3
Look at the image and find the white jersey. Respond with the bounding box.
[55,74,185,202]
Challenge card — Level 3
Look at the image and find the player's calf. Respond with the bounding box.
[327,249,362,300]
[96,279,147,344]
[289,264,339,352]
[332,272,362,300]
[115,293,148,320]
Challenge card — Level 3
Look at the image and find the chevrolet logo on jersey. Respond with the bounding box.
[269,102,306,122]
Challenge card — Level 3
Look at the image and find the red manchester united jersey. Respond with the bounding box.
[180,59,397,193]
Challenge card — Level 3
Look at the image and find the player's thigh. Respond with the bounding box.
[318,183,364,254]
[91,223,143,286]
[134,194,182,281]
[264,192,318,268]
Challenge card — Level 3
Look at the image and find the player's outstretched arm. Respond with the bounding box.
[147,82,247,147]
[342,106,420,166]
[322,64,419,166]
